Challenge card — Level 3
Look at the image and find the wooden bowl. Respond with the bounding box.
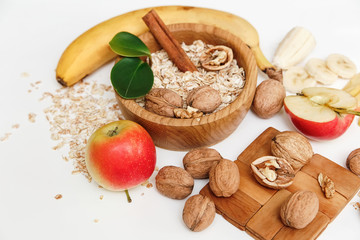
[115,23,257,151]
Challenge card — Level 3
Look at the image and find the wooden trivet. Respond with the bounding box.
[200,127,360,240]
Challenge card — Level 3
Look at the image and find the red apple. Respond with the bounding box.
[85,120,156,195]
[284,87,359,140]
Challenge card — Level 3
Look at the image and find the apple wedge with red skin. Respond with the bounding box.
[284,87,360,140]
[85,120,156,201]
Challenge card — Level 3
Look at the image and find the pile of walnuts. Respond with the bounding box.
[155,147,240,232]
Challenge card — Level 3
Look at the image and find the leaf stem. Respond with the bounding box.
[125,189,132,203]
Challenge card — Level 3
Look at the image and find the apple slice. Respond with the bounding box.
[284,87,360,140]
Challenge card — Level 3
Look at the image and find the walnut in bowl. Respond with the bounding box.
[115,23,257,150]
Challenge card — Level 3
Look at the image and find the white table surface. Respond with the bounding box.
[1,0,360,239]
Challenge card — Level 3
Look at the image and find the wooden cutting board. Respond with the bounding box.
[200,127,360,240]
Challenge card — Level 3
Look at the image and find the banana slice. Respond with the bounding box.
[305,58,337,85]
[283,66,316,93]
[326,54,357,79]
[343,73,360,96]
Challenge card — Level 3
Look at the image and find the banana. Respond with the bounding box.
[283,66,316,93]
[272,26,316,70]
[56,6,273,87]
[305,58,337,85]
[326,53,357,79]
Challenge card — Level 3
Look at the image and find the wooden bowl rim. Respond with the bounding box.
[116,23,257,127]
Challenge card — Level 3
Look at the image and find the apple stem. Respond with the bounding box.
[125,189,132,203]
[107,127,119,137]
[331,107,360,116]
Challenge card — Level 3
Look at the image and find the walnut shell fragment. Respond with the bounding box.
[200,45,233,71]
[209,159,240,197]
[145,88,183,117]
[155,166,194,199]
[182,194,216,232]
[251,156,295,189]
[271,131,313,171]
[187,86,221,113]
[183,147,222,179]
[252,79,286,119]
[280,190,319,229]
[346,148,360,176]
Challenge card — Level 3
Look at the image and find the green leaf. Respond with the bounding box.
[109,32,151,58]
[111,57,153,99]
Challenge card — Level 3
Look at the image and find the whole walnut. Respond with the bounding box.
[346,148,360,176]
[182,194,216,232]
[183,148,222,179]
[155,166,194,199]
[252,79,286,119]
[209,159,240,197]
[280,190,319,229]
[145,88,183,117]
[271,131,313,171]
[187,86,221,113]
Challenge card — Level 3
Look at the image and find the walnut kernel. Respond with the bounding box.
[280,190,319,229]
[145,88,183,117]
[200,45,233,71]
[183,148,222,179]
[271,131,313,171]
[155,166,194,199]
[209,159,240,197]
[182,194,216,232]
[318,173,335,199]
[186,86,221,113]
[174,106,203,119]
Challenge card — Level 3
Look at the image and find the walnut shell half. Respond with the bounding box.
[271,131,313,171]
[183,147,222,179]
[182,194,215,232]
[280,190,319,229]
[155,166,194,199]
[145,88,183,117]
[200,45,233,71]
[209,159,240,197]
[251,156,295,189]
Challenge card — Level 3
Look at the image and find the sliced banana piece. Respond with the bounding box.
[283,66,316,93]
[343,73,360,96]
[326,54,357,79]
[305,58,337,85]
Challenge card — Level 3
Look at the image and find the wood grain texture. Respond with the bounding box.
[115,23,258,151]
[200,127,360,239]
[273,212,330,240]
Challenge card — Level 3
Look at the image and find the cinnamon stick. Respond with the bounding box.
[142,10,198,73]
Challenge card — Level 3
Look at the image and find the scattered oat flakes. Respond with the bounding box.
[54,194,62,200]
[28,113,36,123]
[318,173,335,199]
[100,195,104,200]
[11,124,20,129]
[21,72,29,77]
[0,132,12,142]
[94,219,99,223]
[42,80,123,181]
[146,183,153,188]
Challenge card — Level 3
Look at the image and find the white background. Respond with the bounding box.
[1,0,360,239]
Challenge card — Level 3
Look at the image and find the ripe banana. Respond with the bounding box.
[283,66,316,93]
[272,26,316,70]
[56,6,274,87]
[305,58,337,85]
[326,54,357,79]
